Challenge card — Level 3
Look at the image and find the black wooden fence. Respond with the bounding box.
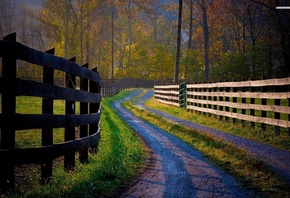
[0,33,102,193]
[102,78,158,97]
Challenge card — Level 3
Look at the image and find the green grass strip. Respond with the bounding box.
[146,97,290,152]
[123,90,290,198]
[8,90,145,198]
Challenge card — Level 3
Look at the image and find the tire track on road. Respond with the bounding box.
[114,90,253,198]
[136,90,290,184]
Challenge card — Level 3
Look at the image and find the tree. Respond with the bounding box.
[199,0,210,81]
[174,0,183,84]
[186,0,211,81]
[0,0,15,38]
[250,0,290,77]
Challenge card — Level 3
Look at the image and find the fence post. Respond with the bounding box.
[79,63,89,163]
[288,81,290,136]
[1,33,17,192]
[274,85,281,135]
[89,67,100,154]
[41,48,55,183]
[225,82,230,122]
[213,82,218,118]
[179,82,186,108]
[208,85,212,117]
[219,82,223,121]
[288,97,290,136]
[64,57,76,171]
[197,84,201,114]
[203,84,206,116]
[241,86,246,127]
[250,82,255,128]
[261,85,267,131]
[232,80,237,124]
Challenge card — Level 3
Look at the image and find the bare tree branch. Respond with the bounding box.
[250,0,276,12]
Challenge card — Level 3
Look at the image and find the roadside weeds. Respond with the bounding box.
[123,90,290,198]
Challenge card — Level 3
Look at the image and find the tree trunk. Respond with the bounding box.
[111,8,114,82]
[80,0,84,65]
[185,0,193,81]
[202,5,210,82]
[188,0,193,50]
[64,0,70,59]
[276,8,290,76]
[174,0,183,84]
[127,0,132,68]
[250,0,290,76]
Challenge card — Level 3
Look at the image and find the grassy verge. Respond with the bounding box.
[147,97,290,152]
[123,90,290,197]
[4,90,146,197]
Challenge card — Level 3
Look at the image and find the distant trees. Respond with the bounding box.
[251,0,290,77]
[180,0,289,82]
[1,0,288,82]
[0,0,15,77]
[0,0,15,38]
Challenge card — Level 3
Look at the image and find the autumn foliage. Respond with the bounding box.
[0,0,289,82]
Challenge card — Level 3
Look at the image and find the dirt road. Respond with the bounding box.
[113,90,254,198]
[136,90,290,184]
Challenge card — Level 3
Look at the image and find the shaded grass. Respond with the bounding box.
[148,97,290,152]
[123,90,290,197]
[4,90,146,197]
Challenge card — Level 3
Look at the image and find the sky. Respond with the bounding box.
[15,0,44,7]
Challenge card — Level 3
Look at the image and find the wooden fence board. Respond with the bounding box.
[0,130,100,165]
[187,105,290,128]
[155,78,290,130]
[102,78,157,97]
[41,48,54,182]
[156,99,180,107]
[154,90,179,95]
[187,91,290,99]
[1,33,16,191]
[0,78,101,103]
[154,85,179,89]
[186,98,290,114]
[0,113,100,130]
[154,94,179,101]
[64,57,77,171]
[0,34,102,191]
[186,77,290,88]
[0,40,102,83]
[79,63,89,163]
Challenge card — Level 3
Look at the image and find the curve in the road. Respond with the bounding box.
[136,90,290,184]
[114,90,254,198]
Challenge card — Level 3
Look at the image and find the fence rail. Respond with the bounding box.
[0,33,102,193]
[102,78,157,97]
[154,84,179,107]
[154,78,290,133]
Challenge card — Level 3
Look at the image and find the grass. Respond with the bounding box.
[14,97,77,148]
[2,89,290,197]
[123,90,290,197]
[2,90,146,197]
[148,97,290,152]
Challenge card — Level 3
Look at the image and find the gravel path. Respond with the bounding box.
[114,90,255,198]
[135,90,290,184]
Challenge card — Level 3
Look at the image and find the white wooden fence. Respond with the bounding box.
[154,85,179,107]
[154,78,290,133]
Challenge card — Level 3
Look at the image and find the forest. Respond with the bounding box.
[0,0,290,83]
